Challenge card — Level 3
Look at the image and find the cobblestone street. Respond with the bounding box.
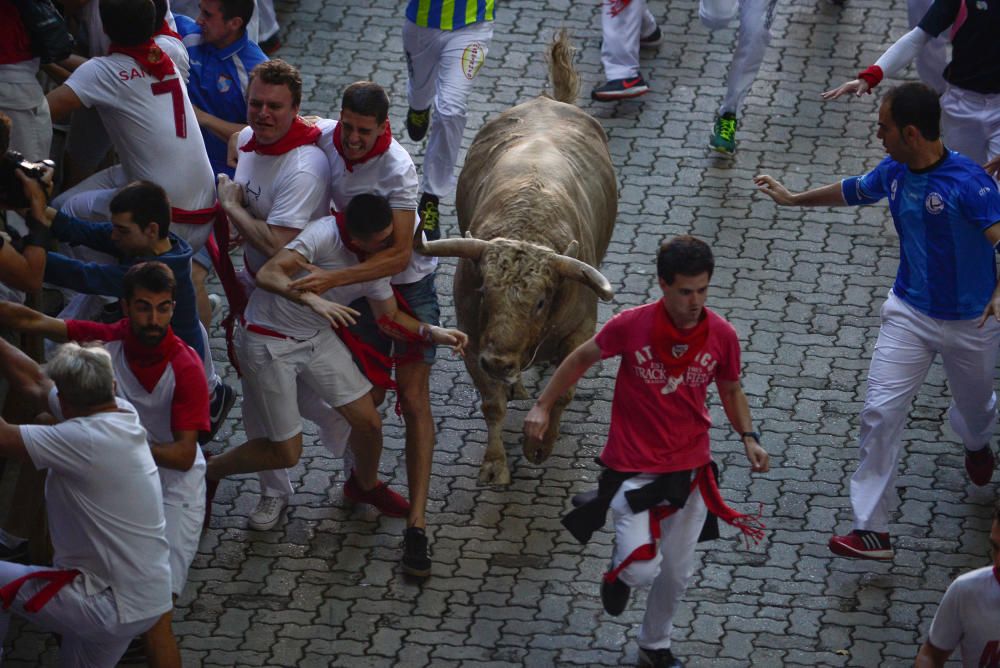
[4,0,998,665]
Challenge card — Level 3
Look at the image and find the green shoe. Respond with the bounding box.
[419,192,441,241]
[406,107,431,142]
[709,112,737,155]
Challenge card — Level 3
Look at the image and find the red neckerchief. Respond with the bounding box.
[154,20,181,41]
[108,39,175,81]
[122,323,178,393]
[332,119,392,172]
[651,304,710,374]
[240,116,321,156]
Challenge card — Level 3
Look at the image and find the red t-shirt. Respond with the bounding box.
[65,319,210,433]
[594,303,741,473]
[0,2,33,65]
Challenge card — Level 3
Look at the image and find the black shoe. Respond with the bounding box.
[591,74,649,101]
[259,34,281,55]
[639,26,662,48]
[406,107,431,142]
[117,636,146,664]
[600,572,630,616]
[571,488,598,507]
[200,382,236,445]
[419,193,441,242]
[402,527,431,578]
[638,646,684,668]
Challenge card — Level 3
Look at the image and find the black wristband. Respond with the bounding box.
[23,220,53,248]
[740,431,760,442]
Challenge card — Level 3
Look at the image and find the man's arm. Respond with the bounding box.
[44,252,126,297]
[193,106,248,144]
[217,174,300,258]
[524,338,603,442]
[716,379,769,472]
[977,221,1000,326]
[255,248,361,328]
[914,641,951,668]
[150,431,198,471]
[753,176,847,207]
[368,295,468,355]
[289,210,416,293]
[0,337,54,422]
[45,85,84,123]
[0,302,68,341]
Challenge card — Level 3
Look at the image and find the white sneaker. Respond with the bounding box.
[248,495,287,530]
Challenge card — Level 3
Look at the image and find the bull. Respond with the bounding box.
[417,31,617,484]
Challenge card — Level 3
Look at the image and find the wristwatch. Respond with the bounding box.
[740,431,760,443]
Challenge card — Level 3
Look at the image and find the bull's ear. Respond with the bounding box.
[562,240,579,258]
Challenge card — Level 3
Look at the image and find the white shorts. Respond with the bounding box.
[236,325,372,442]
[164,503,202,596]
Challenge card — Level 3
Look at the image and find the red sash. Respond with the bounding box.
[108,39,175,80]
[239,117,321,155]
[604,465,764,584]
[203,204,249,373]
[331,120,392,172]
[0,569,80,614]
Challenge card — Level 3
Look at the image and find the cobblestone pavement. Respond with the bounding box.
[6,0,999,666]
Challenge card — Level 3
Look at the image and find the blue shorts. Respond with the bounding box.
[349,271,441,368]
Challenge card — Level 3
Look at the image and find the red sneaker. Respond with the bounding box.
[344,474,410,518]
[828,530,893,560]
[965,446,996,487]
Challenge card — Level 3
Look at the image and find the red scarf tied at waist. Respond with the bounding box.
[332,120,392,172]
[240,116,321,155]
[108,39,175,80]
[0,569,80,613]
[651,304,710,374]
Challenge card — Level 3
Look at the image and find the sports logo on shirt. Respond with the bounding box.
[217,74,233,93]
[461,42,486,80]
[925,192,944,214]
[890,179,897,201]
[671,344,688,358]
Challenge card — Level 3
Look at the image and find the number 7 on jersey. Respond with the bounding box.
[151,78,187,138]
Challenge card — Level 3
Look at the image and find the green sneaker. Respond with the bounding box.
[709,112,738,155]
[406,107,431,142]
[419,192,441,241]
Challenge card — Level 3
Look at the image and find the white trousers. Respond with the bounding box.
[907,0,948,94]
[600,0,657,80]
[851,291,1000,532]
[611,474,707,650]
[700,0,776,116]
[0,563,157,667]
[403,20,493,198]
[940,86,1000,166]
[0,79,51,161]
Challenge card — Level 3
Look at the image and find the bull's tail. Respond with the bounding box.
[547,29,579,105]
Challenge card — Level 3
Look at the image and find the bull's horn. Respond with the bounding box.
[562,240,579,259]
[550,254,615,301]
[415,236,489,261]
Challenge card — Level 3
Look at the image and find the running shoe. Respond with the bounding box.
[591,74,649,101]
[406,107,431,141]
[828,530,893,560]
[709,112,738,155]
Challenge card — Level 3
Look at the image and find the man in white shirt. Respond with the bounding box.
[0,341,172,666]
[916,501,1000,668]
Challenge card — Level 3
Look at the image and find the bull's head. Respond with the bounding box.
[417,233,613,384]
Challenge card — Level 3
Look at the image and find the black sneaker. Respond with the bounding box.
[402,527,431,578]
[406,107,431,142]
[639,26,663,48]
[591,74,649,101]
[600,572,630,616]
[199,382,236,445]
[419,192,441,242]
[638,646,684,668]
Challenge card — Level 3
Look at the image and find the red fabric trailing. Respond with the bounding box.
[154,20,182,40]
[205,205,249,374]
[171,204,219,225]
[0,569,80,613]
[608,0,632,18]
[651,305,710,374]
[857,65,884,90]
[108,39,175,80]
[603,464,766,584]
[331,120,392,172]
[239,117,321,156]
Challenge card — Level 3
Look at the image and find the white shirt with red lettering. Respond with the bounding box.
[20,391,173,624]
[594,304,741,474]
[928,566,1000,668]
[315,118,435,285]
[65,319,210,509]
[245,217,393,339]
[64,52,215,212]
[233,126,332,275]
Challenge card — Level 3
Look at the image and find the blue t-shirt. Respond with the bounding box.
[841,150,1000,320]
[176,15,267,177]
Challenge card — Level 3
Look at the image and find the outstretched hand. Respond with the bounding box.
[523,403,550,443]
[745,441,770,473]
[753,174,797,205]
[304,295,359,328]
[821,78,871,100]
[289,264,339,294]
[430,326,469,357]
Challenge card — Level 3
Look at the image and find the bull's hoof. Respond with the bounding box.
[522,437,553,465]
[478,460,511,485]
[509,380,530,400]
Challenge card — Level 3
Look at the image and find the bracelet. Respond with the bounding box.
[418,324,434,342]
[857,65,883,90]
[740,431,760,443]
